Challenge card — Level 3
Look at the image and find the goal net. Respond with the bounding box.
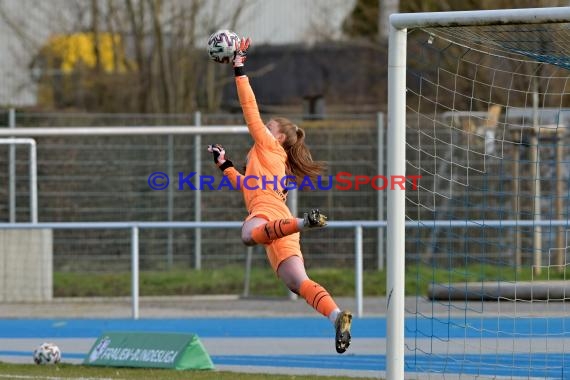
[387,8,570,379]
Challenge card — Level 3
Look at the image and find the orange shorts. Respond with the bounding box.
[264,233,302,272]
[245,201,303,272]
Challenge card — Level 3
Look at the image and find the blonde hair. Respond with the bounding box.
[273,117,325,183]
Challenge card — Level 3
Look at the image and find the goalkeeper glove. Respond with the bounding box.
[207,144,234,171]
[233,37,251,75]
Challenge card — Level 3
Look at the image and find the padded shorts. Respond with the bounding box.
[245,201,303,272]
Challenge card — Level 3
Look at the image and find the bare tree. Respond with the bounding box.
[202,0,248,112]
[0,0,89,106]
[0,0,251,113]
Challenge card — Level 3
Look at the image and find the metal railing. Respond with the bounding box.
[0,121,251,271]
[0,220,386,319]
[0,115,387,270]
[1,218,567,318]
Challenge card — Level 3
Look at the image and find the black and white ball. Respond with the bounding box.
[207,29,240,64]
[33,342,61,365]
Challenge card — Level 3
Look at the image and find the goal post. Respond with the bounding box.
[388,7,570,379]
[387,20,407,380]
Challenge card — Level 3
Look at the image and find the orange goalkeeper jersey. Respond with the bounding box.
[223,75,290,217]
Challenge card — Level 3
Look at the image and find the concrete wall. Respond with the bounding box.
[0,229,53,302]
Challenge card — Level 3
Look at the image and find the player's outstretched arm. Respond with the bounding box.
[233,38,276,148]
[207,144,242,190]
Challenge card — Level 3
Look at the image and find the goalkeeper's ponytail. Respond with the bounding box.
[274,117,325,184]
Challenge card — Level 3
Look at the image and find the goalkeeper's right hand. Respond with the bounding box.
[207,144,234,171]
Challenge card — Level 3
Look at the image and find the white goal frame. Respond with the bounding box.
[387,6,570,380]
[0,138,38,223]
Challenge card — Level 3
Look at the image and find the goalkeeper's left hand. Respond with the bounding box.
[207,144,234,171]
[233,37,251,68]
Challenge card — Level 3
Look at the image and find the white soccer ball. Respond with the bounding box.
[207,29,240,64]
[33,342,61,365]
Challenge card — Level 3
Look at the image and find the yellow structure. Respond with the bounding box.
[43,32,130,73]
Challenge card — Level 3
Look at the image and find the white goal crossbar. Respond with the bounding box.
[391,7,570,29]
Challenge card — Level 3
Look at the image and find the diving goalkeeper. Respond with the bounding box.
[207,37,352,354]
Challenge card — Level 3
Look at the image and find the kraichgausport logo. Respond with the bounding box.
[147,172,421,191]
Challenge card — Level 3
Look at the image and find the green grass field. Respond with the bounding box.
[53,264,567,298]
[0,363,378,379]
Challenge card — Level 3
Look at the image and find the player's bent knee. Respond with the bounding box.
[242,239,256,246]
[279,276,298,293]
[278,272,303,294]
[286,281,300,294]
[241,232,256,246]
